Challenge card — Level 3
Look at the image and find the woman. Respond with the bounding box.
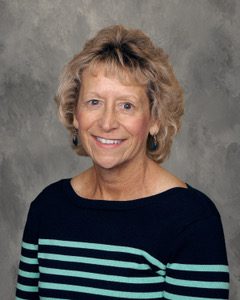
[16,25,229,299]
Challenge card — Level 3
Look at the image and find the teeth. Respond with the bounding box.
[96,137,122,145]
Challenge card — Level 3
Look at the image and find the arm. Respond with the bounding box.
[16,201,40,299]
[164,215,229,300]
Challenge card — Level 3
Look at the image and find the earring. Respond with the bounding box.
[72,128,78,146]
[149,134,158,151]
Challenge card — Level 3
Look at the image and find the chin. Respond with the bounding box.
[92,157,127,170]
[94,161,121,170]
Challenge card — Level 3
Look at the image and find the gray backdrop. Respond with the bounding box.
[0,0,239,299]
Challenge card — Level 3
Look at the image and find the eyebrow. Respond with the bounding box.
[83,92,140,101]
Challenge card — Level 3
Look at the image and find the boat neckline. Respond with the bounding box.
[61,178,192,210]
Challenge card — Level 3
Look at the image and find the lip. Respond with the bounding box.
[92,135,125,148]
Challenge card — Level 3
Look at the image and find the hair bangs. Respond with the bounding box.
[86,57,149,87]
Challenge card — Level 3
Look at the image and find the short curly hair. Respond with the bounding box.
[55,25,184,163]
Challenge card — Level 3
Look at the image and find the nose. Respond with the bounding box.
[98,107,119,132]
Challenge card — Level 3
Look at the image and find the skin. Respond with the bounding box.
[72,65,187,200]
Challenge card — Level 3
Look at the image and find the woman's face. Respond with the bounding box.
[73,66,158,170]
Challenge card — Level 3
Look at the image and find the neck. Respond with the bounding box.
[90,156,155,200]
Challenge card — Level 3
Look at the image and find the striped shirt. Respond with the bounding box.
[16,179,229,299]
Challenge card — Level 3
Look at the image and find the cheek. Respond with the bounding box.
[127,117,151,139]
[75,111,91,130]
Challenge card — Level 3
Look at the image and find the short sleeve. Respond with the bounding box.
[16,201,40,299]
[164,215,229,299]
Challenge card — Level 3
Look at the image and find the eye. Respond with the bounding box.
[121,102,134,110]
[88,99,100,106]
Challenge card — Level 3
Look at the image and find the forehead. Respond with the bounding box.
[82,62,148,87]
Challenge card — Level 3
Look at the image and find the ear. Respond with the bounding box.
[149,119,160,136]
[73,114,79,129]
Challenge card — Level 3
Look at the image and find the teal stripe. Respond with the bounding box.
[164,291,227,300]
[22,241,38,251]
[20,255,38,265]
[157,269,166,276]
[16,283,38,292]
[166,276,229,289]
[40,298,70,300]
[39,238,166,270]
[38,252,150,270]
[167,263,229,272]
[18,269,40,279]
[39,281,163,299]
[39,266,164,284]
[41,298,70,300]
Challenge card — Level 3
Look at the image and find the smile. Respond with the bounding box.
[95,136,123,145]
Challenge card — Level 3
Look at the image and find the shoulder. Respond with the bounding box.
[157,184,224,249]
[30,178,69,209]
[167,187,228,268]
[189,184,219,214]
[153,166,219,219]
[22,178,70,224]
[169,183,221,225]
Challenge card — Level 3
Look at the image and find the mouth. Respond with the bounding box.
[94,136,124,145]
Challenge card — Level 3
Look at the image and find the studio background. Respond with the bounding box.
[0,0,239,299]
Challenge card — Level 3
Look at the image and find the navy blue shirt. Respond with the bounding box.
[16,179,229,299]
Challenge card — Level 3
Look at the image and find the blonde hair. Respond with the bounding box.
[55,25,184,163]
